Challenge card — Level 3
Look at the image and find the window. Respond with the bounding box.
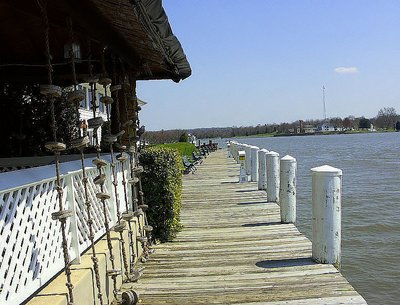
[79,86,88,109]
[98,93,104,113]
[88,88,95,111]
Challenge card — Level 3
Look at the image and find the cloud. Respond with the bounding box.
[334,67,359,74]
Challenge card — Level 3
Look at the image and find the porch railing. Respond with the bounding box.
[0,155,131,304]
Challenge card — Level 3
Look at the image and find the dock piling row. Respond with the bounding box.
[228,141,342,266]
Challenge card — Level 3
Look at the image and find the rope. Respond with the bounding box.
[109,141,130,281]
[91,73,120,300]
[38,1,75,303]
[67,17,78,87]
[119,154,136,273]
[80,152,104,304]
[58,21,106,305]
[112,55,122,132]
[123,76,153,258]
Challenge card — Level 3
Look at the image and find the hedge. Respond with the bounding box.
[139,146,184,242]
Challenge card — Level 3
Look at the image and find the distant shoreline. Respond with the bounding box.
[234,130,397,139]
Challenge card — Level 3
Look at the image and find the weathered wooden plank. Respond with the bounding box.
[124,150,367,304]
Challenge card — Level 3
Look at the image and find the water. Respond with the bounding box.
[220,133,400,305]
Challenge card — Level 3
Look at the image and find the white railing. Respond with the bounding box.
[0,155,130,305]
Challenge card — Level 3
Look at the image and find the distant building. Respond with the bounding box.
[369,124,376,132]
[188,133,197,144]
[289,122,316,134]
[317,123,335,132]
[298,120,315,134]
[303,125,315,133]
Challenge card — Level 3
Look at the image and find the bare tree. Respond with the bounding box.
[375,107,398,129]
[343,116,355,129]
[329,117,343,129]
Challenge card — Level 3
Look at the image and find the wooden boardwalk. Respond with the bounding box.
[131,150,367,304]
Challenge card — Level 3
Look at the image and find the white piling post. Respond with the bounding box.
[238,150,247,183]
[232,142,237,162]
[266,151,280,202]
[232,142,238,161]
[227,142,232,158]
[279,155,297,223]
[257,149,268,190]
[250,146,259,182]
[311,165,342,267]
[234,143,240,163]
[236,143,241,163]
[244,145,252,177]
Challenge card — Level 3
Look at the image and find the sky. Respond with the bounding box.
[137,0,400,131]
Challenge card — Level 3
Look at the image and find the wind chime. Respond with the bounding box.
[134,102,152,239]
[97,49,141,304]
[111,57,144,283]
[111,0,139,250]
[133,96,154,262]
[121,76,153,263]
[87,50,123,303]
[36,3,143,303]
[37,2,75,304]
[102,77,131,284]
[65,20,107,305]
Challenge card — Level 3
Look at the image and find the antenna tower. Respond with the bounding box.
[323,85,327,121]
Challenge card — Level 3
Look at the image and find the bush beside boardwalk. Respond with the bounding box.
[140,146,184,242]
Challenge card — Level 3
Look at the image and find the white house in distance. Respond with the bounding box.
[188,133,197,144]
[316,122,335,132]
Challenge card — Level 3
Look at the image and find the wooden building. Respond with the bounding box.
[0,0,191,156]
[0,1,191,304]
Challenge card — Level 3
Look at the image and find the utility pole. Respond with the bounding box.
[323,85,327,121]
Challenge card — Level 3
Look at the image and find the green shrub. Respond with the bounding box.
[178,132,189,142]
[139,146,184,242]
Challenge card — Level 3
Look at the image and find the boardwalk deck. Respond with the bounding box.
[129,150,367,304]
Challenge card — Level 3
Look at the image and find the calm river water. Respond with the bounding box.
[218,132,399,305]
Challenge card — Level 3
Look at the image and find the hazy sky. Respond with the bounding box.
[138,1,400,130]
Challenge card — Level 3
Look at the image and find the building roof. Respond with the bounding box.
[0,0,191,84]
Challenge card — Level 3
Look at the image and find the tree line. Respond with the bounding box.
[143,107,400,144]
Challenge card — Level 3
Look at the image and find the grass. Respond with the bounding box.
[154,142,198,160]
[236,132,276,138]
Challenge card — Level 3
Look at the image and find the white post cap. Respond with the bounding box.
[311,165,342,176]
[266,151,279,157]
[281,155,296,162]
